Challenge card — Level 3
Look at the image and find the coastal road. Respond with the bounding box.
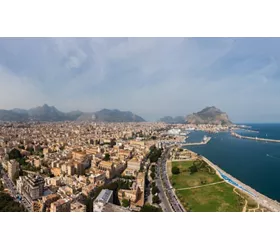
[155,156,173,212]
[157,147,185,212]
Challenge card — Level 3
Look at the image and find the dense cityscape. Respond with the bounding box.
[0,121,231,212]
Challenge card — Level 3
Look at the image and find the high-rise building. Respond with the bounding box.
[7,160,19,180]
[17,174,45,201]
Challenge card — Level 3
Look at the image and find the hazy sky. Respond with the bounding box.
[0,37,280,122]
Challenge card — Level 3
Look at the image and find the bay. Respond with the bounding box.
[184,124,280,201]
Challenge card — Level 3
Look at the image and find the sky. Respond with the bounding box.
[0,37,280,122]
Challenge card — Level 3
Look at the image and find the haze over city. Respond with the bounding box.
[1,38,280,122]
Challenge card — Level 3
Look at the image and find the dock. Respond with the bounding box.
[180,136,211,146]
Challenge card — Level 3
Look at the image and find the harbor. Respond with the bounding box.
[180,135,211,146]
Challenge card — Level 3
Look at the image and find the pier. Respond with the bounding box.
[180,136,211,146]
[231,131,280,143]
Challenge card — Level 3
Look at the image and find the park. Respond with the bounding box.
[170,159,266,212]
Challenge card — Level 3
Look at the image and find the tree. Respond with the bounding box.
[28,147,35,155]
[0,180,4,192]
[0,192,26,212]
[172,166,180,175]
[152,186,159,195]
[150,165,156,173]
[189,165,198,175]
[122,199,130,208]
[140,204,162,212]
[8,148,22,160]
[148,146,162,163]
[117,180,130,190]
[104,153,110,161]
[152,195,160,204]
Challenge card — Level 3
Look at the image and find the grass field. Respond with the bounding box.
[171,160,221,189]
[171,160,245,212]
[176,182,244,212]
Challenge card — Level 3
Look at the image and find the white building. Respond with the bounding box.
[167,129,181,135]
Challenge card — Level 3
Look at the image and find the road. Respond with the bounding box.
[155,161,173,212]
[156,147,185,212]
[0,167,32,211]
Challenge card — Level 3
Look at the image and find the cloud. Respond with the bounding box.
[0,65,48,108]
[0,38,280,122]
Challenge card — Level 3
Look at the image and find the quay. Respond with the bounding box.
[231,131,280,143]
[180,136,211,146]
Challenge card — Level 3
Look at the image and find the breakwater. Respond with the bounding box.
[231,131,280,143]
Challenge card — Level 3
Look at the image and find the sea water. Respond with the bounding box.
[184,124,280,201]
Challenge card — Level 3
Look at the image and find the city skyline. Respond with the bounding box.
[1,38,280,122]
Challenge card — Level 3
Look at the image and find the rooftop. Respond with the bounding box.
[95,189,113,203]
[93,201,131,212]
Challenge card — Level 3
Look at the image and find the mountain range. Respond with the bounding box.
[0,104,146,122]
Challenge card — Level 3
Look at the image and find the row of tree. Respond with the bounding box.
[147,146,162,163]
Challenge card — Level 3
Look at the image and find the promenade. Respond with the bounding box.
[231,131,280,143]
[189,150,280,212]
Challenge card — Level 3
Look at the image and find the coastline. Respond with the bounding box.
[186,148,280,212]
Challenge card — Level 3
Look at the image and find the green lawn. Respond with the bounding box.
[171,160,221,189]
[171,160,244,212]
[176,182,244,212]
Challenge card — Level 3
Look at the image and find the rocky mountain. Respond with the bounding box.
[186,106,232,125]
[27,104,67,121]
[159,116,186,124]
[0,105,146,122]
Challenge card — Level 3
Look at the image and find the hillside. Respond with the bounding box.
[186,106,232,125]
[0,105,145,123]
[94,109,145,122]
[159,116,186,124]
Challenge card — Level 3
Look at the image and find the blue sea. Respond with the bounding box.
[184,124,280,201]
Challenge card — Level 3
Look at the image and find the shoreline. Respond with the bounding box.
[185,148,280,212]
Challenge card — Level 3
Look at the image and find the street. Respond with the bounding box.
[0,168,32,211]
[156,147,185,212]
